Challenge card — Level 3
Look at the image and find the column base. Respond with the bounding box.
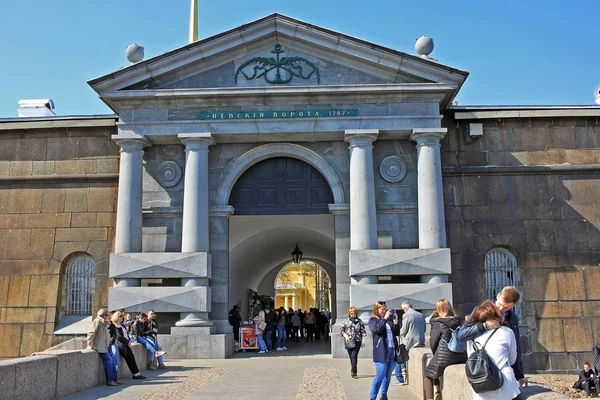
[175,312,213,327]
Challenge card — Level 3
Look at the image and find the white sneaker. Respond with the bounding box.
[258,350,265,354]
[282,347,288,350]
[155,351,166,357]
[276,347,282,351]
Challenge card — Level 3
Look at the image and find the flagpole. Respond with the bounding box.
[189,0,198,43]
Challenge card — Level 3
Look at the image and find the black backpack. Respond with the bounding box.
[465,328,504,393]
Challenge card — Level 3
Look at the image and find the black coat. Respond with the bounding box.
[424,316,467,379]
[111,323,132,355]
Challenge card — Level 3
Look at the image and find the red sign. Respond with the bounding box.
[240,324,257,349]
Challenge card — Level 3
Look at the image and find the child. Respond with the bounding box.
[573,361,598,398]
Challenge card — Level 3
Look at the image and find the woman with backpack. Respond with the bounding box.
[466,300,520,400]
[423,299,467,400]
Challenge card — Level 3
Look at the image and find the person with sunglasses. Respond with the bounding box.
[340,306,367,378]
[368,301,399,400]
[110,311,146,380]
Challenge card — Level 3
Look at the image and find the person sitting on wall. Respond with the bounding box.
[87,308,119,386]
[110,311,146,380]
[131,313,166,370]
[147,310,166,369]
[574,361,598,398]
[456,286,528,389]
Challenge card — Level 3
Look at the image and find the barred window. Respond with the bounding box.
[65,254,95,315]
[484,248,521,318]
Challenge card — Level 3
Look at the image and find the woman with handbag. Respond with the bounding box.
[109,312,146,380]
[368,301,399,400]
[466,300,520,400]
[423,299,467,400]
[340,306,367,378]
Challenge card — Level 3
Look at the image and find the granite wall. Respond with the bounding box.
[442,114,600,371]
[0,125,118,358]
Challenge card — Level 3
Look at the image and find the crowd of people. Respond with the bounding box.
[86,308,166,387]
[339,286,528,400]
[229,304,332,353]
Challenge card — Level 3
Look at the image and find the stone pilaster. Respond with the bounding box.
[410,128,448,284]
[177,133,215,327]
[112,133,148,287]
[345,129,378,286]
[209,205,234,334]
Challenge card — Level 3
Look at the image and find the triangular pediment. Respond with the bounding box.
[89,14,468,109]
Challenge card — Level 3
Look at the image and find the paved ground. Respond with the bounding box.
[61,340,420,400]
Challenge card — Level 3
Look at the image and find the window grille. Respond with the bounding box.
[65,255,95,315]
[484,248,521,319]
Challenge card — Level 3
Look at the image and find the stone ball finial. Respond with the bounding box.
[415,36,434,58]
[125,43,145,63]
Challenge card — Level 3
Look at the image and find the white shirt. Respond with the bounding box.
[467,326,520,400]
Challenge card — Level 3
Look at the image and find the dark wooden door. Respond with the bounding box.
[229,157,334,215]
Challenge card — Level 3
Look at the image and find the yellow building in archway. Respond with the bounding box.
[275,262,331,311]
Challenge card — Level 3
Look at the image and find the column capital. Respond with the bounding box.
[111,133,149,151]
[344,129,379,146]
[410,128,447,144]
[178,133,215,149]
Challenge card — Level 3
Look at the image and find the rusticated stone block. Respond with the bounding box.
[29,229,55,259]
[513,127,547,151]
[87,241,108,261]
[0,325,22,357]
[7,275,30,306]
[522,352,550,371]
[522,269,559,301]
[0,276,8,306]
[71,213,97,227]
[563,318,592,352]
[531,319,565,353]
[20,324,50,356]
[1,260,49,275]
[535,301,583,318]
[16,137,47,161]
[565,149,595,164]
[52,241,91,262]
[1,307,46,324]
[55,159,96,175]
[96,158,119,174]
[19,213,71,228]
[55,227,108,242]
[41,188,66,212]
[9,188,42,213]
[32,160,55,175]
[0,214,18,228]
[549,353,577,370]
[88,186,117,211]
[29,275,59,306]
[546,126,576,149]
[5,228,31,260]
[14,354,57,398]
[9,161,33,176]
[557,269,586,301]
[584,268,600,300]
[96,212,116,227]
[64,188,89,212]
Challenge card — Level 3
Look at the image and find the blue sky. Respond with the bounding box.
[0,1,598,117]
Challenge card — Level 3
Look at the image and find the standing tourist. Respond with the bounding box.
[368,301,399,400]
[276,308,288,351]
[291,311,301,342]
[423,299,467,400]
[304,310,316,342]
[264,307,276,351]
[466,300,520,400]
[228,305,242,344]
[340,306,367,378]
[395,300,425,385]
[457,286,527,388]
[87,309,119,386]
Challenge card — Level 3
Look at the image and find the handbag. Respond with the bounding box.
[344,338,357,349]
[465,328,504,393]
[395,343,409,364]
[258,321,266,331]
[446,327,466,353]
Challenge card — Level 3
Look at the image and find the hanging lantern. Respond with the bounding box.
[291,243,303,264]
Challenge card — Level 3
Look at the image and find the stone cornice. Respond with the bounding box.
[178,133,215,148]
[0,173,118,184]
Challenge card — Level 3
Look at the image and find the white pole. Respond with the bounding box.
[189,0,198,43]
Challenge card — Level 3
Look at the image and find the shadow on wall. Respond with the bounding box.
[441,116,600,371]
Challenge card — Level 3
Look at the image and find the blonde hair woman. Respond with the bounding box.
[340,306,367,378]
[423,299,466,400]
[368,301,399,400]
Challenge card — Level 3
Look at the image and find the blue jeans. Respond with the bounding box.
[265,330,273,350]
[99,351,117,383]
[110,344,119,378]
[369,349,396,399]
[276,325,286,348]
[256,334,267,351]
[394,363,405,382]
[138,336,164,364]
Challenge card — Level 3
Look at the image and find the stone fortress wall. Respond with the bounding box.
[0,122,118,357]
[442,113,600,371]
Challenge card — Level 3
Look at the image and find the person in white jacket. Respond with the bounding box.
[466,300,520,400]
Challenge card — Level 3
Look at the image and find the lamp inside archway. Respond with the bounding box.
[291,243,303,264]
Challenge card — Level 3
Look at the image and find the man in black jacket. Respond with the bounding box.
[574,361,598,398]
[228,305,242,342]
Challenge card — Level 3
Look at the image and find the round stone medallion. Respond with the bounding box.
[379,156,407,183]
[156,161,182,188]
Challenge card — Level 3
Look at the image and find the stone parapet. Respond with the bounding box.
[160,327,233,359]
[109,252,211,279]
[349,248,451,277]
[109,286,211,313]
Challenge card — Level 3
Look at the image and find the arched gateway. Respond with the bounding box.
[99,14,464,359]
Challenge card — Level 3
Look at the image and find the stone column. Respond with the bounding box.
[112,133,148,287]
[345,129,379,285]
[177,133,215,327]
[410,128,448,284]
